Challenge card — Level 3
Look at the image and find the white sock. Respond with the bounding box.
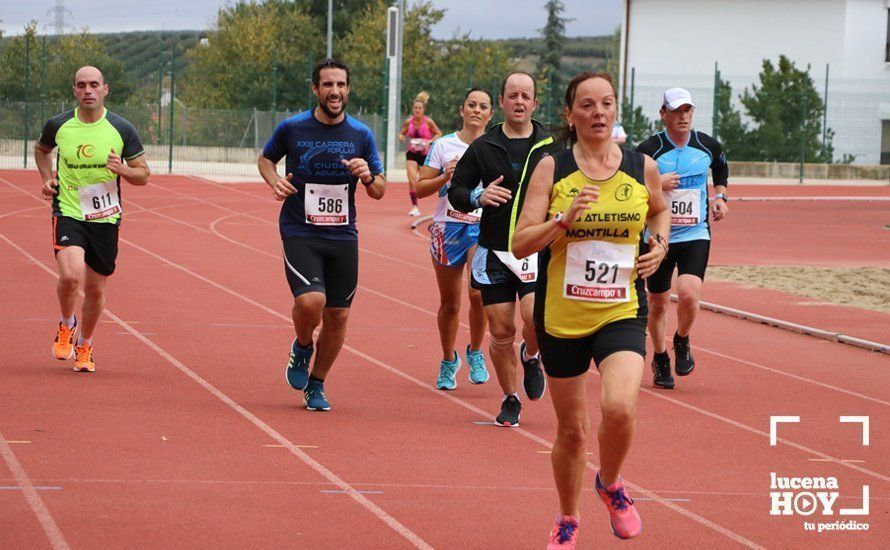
[61,315,76,328]
[505,393,519,400]
[522,347,539,362]
[77,335,92,346]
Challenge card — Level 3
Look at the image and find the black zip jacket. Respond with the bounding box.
[448,120,557,252]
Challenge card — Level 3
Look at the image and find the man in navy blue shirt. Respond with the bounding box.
[258,58,385,411]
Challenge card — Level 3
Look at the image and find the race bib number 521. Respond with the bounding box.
[563,240,635,302]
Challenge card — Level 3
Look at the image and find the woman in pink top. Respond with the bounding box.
[399,92,442,216]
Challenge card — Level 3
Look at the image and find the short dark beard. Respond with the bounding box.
[318,95,347,120]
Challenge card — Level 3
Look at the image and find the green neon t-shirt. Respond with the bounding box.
[39,108,144,223]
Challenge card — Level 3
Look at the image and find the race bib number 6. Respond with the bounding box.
[78,180,121,220]
[305,183,348,226]
[563,240,635,302]
[666,188,701,226]
[493,251,538,282]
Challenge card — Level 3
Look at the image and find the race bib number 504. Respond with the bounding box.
[563,240,635,302]
[305,183,348,226]
[666,188,701,226]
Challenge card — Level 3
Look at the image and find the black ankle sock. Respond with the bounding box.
[309,375,324,384]
[674,332,689,343]
[654,351,670,361]
[294,339,313,350]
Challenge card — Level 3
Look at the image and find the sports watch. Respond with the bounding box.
[713,193,728,202]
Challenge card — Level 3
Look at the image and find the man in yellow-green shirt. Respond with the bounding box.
[34,65,150,373]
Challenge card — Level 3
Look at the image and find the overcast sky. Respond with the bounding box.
[0,1,622,39]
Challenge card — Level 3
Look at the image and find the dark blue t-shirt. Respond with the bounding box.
[262,110,383,241]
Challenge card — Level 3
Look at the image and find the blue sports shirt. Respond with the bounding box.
[263,110,383,241]
[636,130,728,243]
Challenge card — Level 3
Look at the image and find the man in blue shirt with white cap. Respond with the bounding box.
[636,87,729,389]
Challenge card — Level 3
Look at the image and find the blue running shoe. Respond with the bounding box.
[286,338,312,390]
[436,352,461,390]
[466,345,489,384]
[304,379,331,411]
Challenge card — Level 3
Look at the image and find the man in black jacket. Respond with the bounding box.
[448,71,558,427]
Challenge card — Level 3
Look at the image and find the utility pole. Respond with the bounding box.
[48,0,72,36]
[326,0,333,58]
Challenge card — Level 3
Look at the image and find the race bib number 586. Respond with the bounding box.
[305,183,348,226]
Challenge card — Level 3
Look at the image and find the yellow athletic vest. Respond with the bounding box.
[535,147,650,338]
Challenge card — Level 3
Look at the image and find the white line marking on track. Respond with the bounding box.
[0,485,62,491]
[6,175,876,548]
[94,225,763,548]
[0,429,70,550]
[1,233,433,550]
[692,344,890,407]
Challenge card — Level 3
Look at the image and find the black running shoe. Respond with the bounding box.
[673,334,695,376]
[651,354,675,389]
[519,341,546,400]
[495,395,521,427]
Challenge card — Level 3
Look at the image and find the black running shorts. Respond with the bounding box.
[470,248,536,306]
[283,237,358,308]
[405,150,427,165]
[52,216,119,276]
[643,239,710,294]
[537,318,647,378]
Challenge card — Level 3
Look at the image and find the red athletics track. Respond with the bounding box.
[1,170,887,549]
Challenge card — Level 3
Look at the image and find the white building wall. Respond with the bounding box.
[842,0,890,76]
[620,0,890,164]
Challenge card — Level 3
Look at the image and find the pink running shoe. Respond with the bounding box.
[595,472,642,539]
[547,515,579,549]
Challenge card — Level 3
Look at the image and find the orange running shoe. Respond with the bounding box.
[73,343,95,373]
[52,321,77,360]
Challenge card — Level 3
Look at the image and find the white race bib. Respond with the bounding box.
[493,251,538,283]
[445,197,481,224]
[666,188,701,226]
[305,183,349,226]
[563,240,635,303]
[409,138,426,152]
[78,180,121,220]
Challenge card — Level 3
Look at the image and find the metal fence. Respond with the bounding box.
[0,100,384,177]
[3,68,889,177]
[621,68,890,166]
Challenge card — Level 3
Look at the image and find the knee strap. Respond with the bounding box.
[489,334,515,351]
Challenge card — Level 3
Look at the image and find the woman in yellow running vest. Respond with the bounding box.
[513,72,669,547]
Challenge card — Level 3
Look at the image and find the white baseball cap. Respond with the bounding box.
[662,88,695,110]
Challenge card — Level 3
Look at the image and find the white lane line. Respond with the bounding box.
[1,233,433,550]
[102,231,763,549]
[201,175,890,405]
[692,343,890,406]
[0,429,70,550]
